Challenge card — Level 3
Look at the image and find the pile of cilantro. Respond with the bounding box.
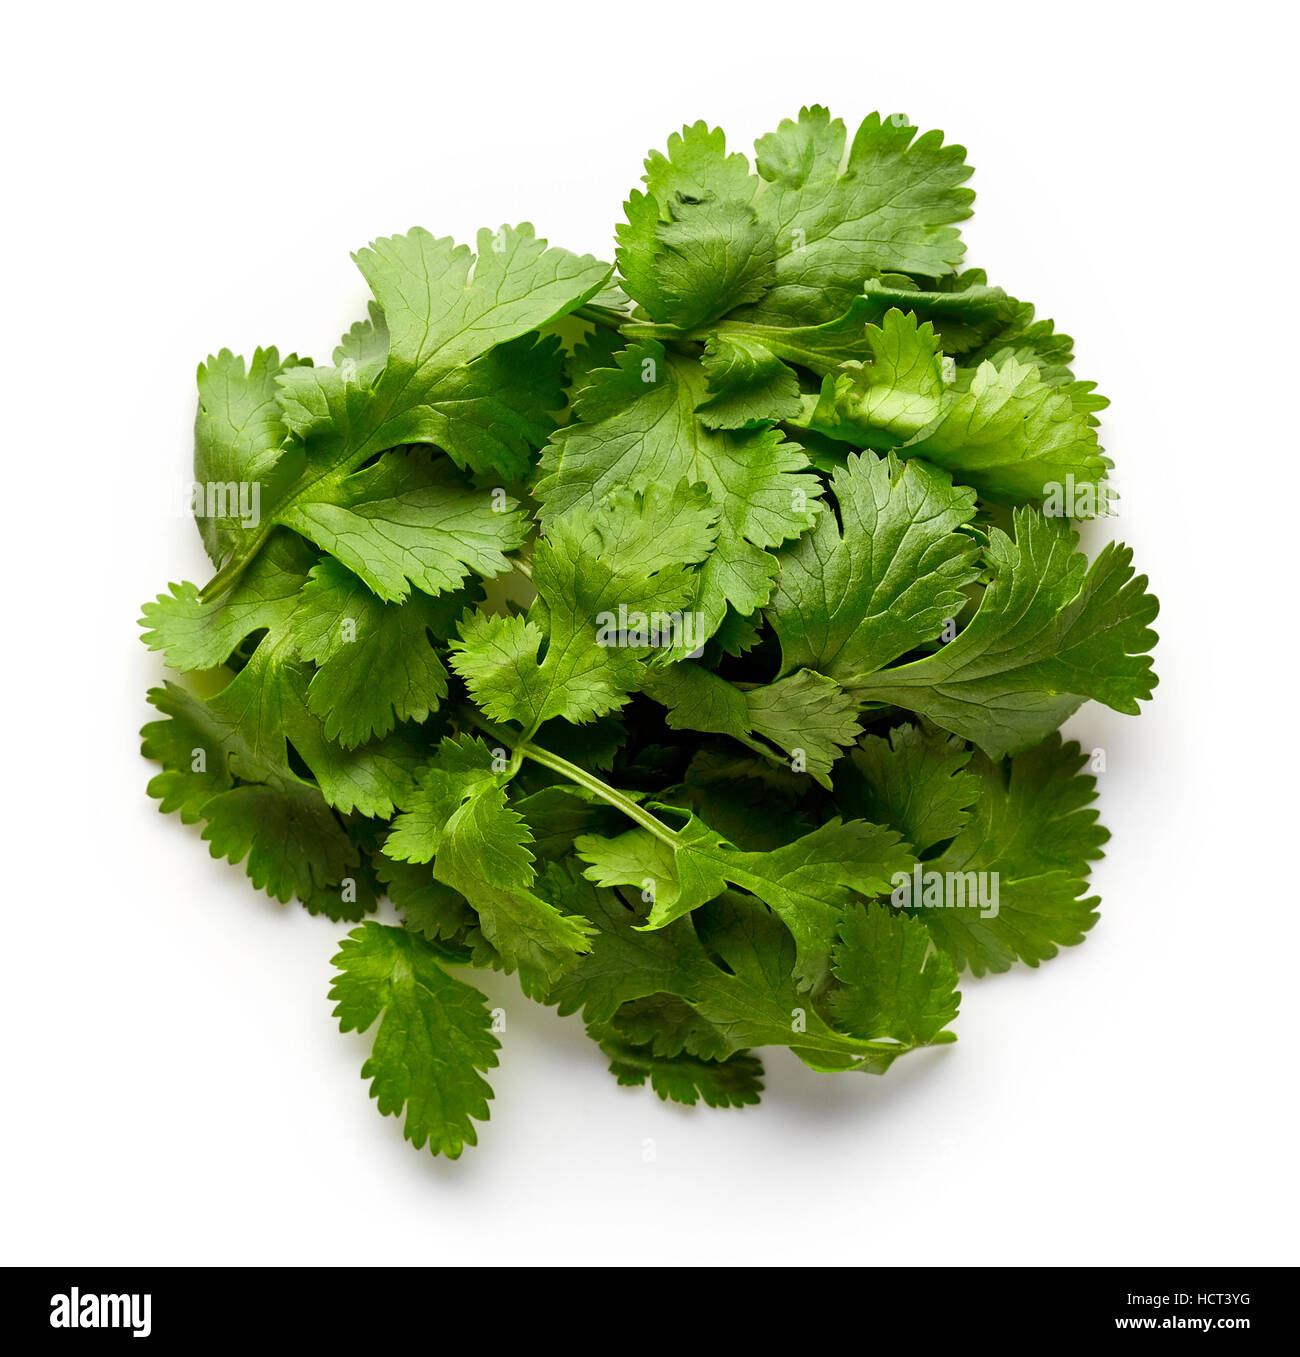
[140,108,1158,1157]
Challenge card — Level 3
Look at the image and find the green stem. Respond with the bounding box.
[574,304,633,333]
[199,526,272,601]
[519,740,682,848]
[620,321,697,342]
[573,310,701,359]
[455,706,521,749]
[457,708,681,849]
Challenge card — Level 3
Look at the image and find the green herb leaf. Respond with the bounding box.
[330,923,499,1158]
[451,480,718,729]
[537,345,821,632]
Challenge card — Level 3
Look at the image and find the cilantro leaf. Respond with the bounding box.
[957,289,1083,382]
[652,198,776,331]
[616,121,764,325]
[749,107,974,321]
[536,343,821,632]
[203,225,607,598]
[691,892,952,1073]
[839,722,978,854]
[574,809,913,990]
[382,734,500,865]
[642,662,860,788]
[450,480,718,729]
[330,923,499,1158]
[292,559,473,748]
[202,782,358,906]
[357,225,602,374]
[902,353,1110,503]
[542,864,719,1026]
[141,530,315,673]
[696,332,803,429]
[141,681,360,903]
[592,1024,764,1107]
[432,780,595,995]
[800,308,950,444]
[600,992,733,1061]
[769,451,1158,756]
[852,273,1016,353]
[383,736,594,994]
[794,309,1110,505]
[544,868,950,1073]
[827,904,960,1046]
[510,786,626,860]
[768,451,980,684]
[193,346,310,567]
[852,511,1160,757]
[916,736,1109,975]
[373,854,469,944]
[701,297,884,377]
[141,546,418,819]
[271,449,528,604]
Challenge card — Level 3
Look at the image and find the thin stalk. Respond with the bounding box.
[573,309,702,360]
[456,707,681,849]
[573,304,633,333]
[199,527,271,601]
[620,321,697,342]
[518,739,682,848]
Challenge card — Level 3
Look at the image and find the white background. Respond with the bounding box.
[3,0,1296,1267]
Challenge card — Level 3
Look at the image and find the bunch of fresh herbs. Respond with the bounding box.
[141,108,1158,1156]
